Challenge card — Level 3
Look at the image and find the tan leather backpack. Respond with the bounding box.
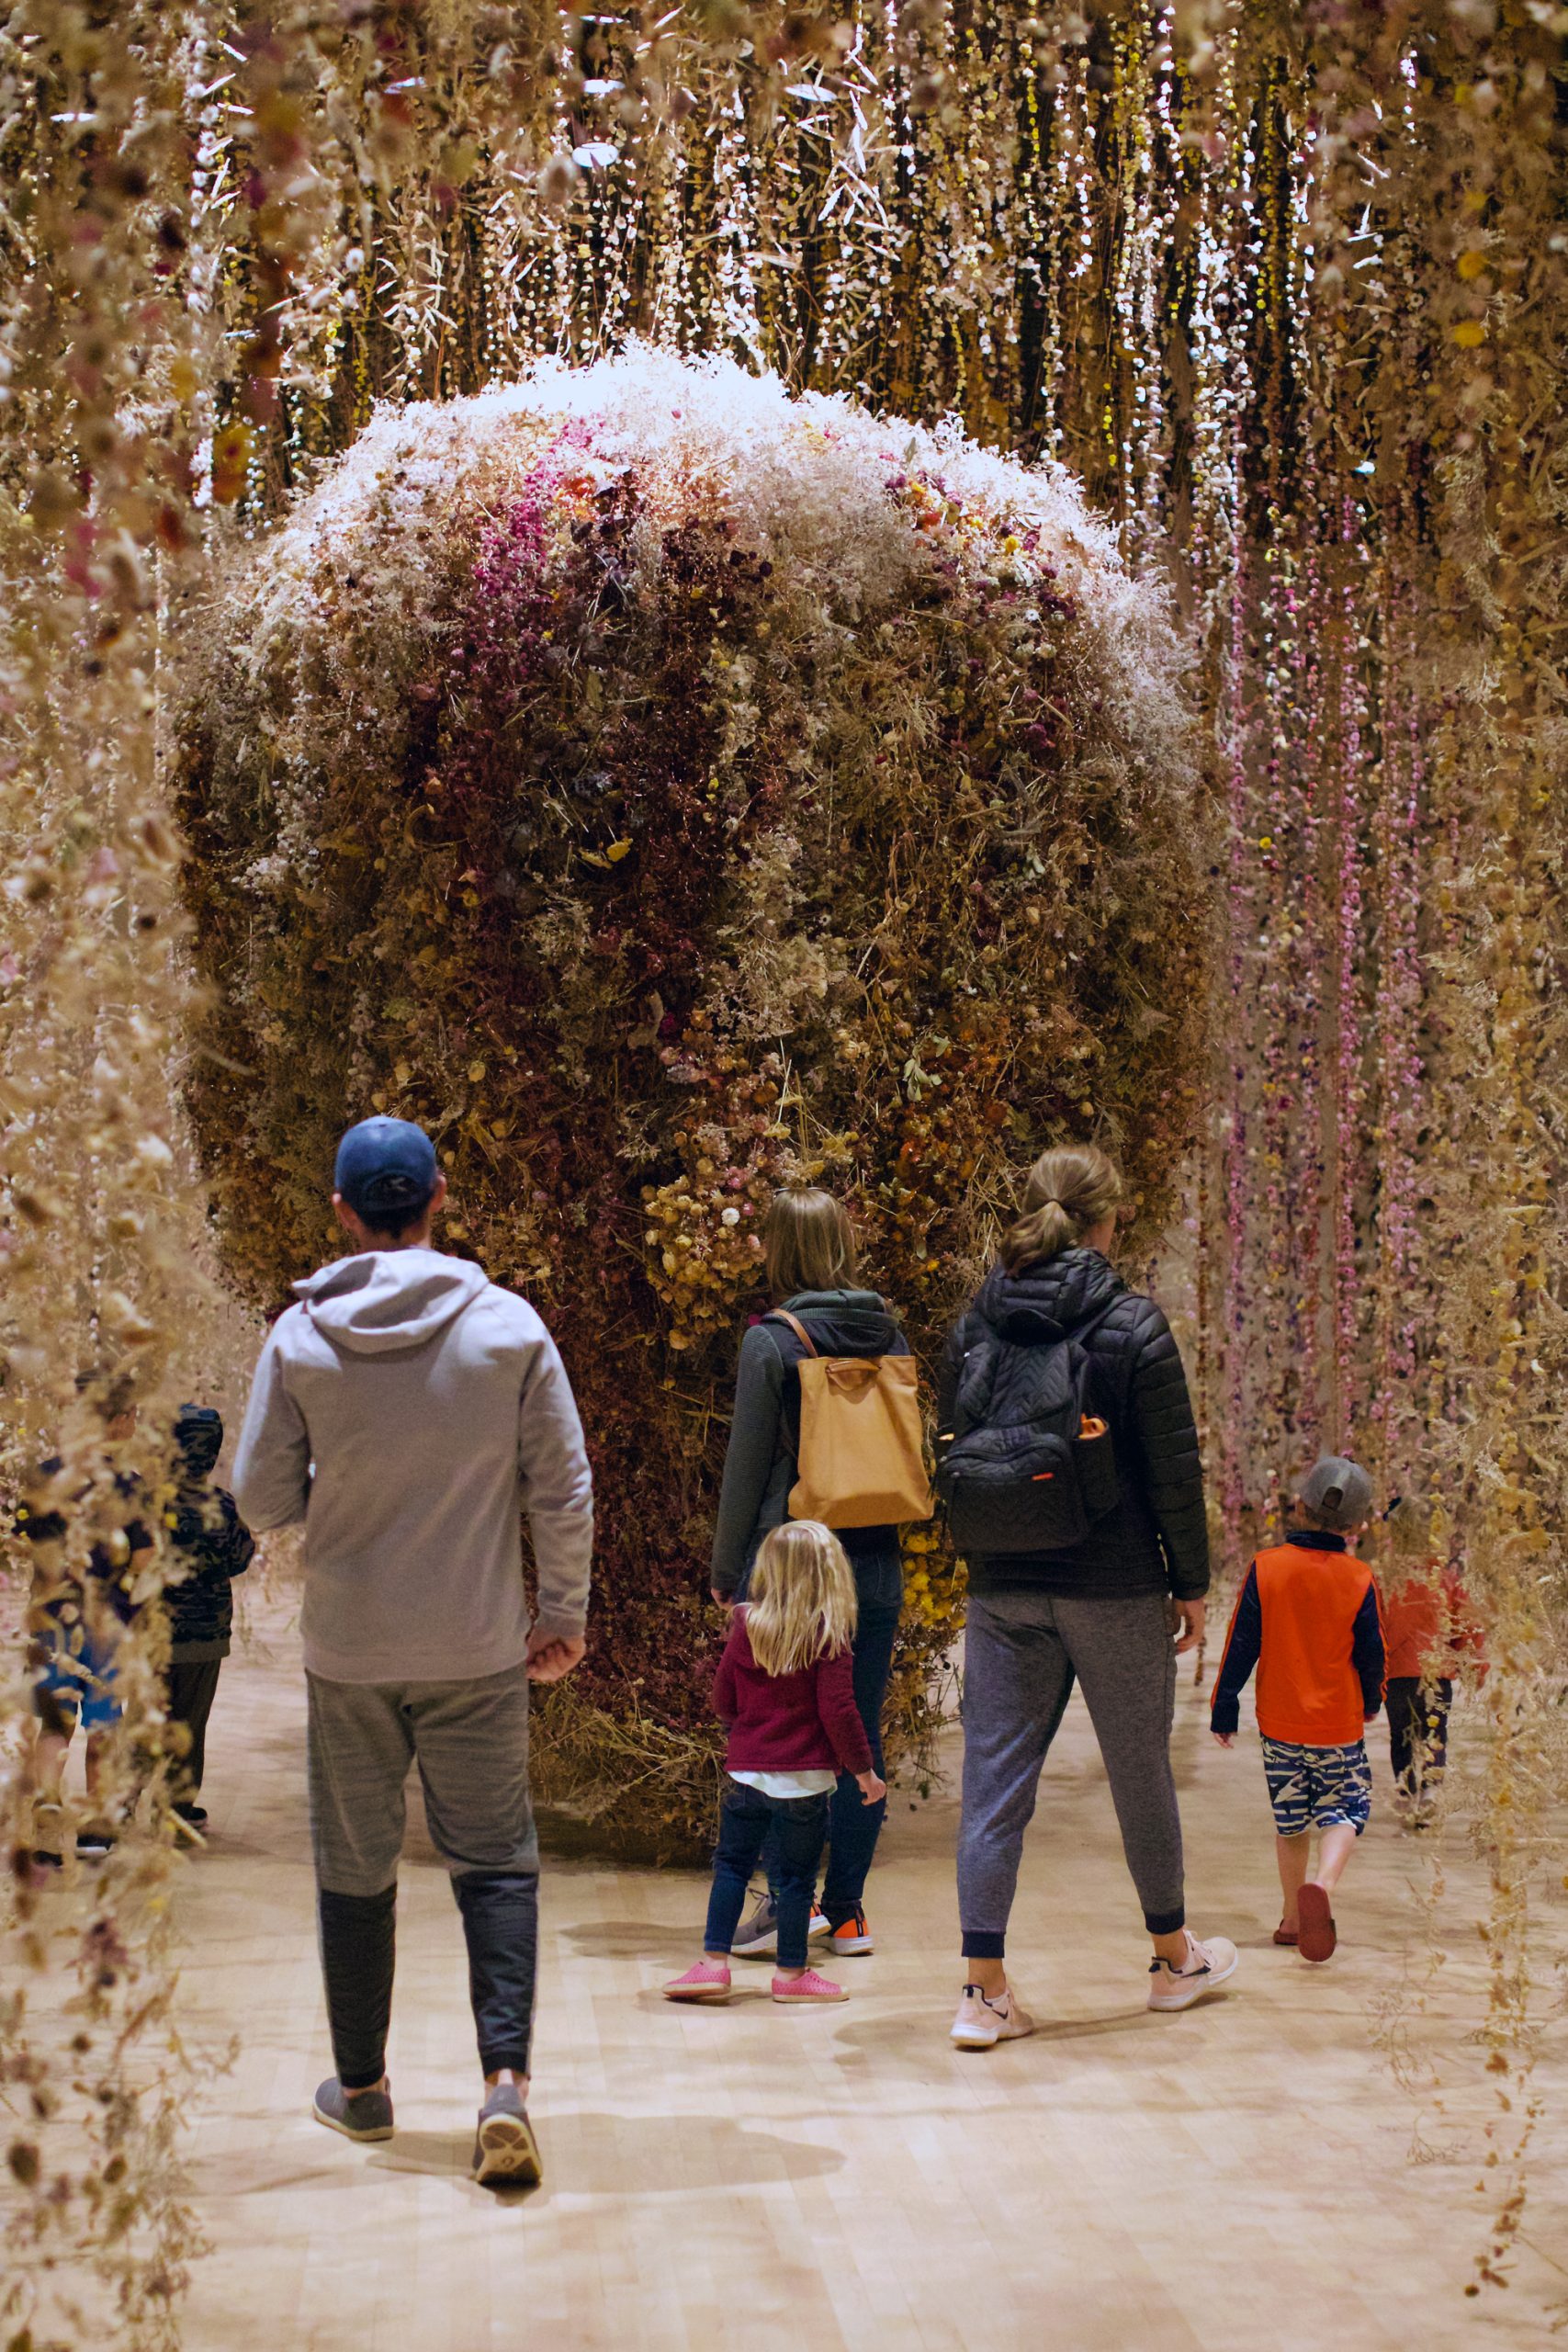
[768,1309,935,1531]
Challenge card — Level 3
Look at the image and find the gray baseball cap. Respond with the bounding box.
[1300,1454,1374,1532]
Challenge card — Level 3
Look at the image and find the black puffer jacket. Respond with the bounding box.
[164,1407,255,1659]
[937,1249,1209,1600]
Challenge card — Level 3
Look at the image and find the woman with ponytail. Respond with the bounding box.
[939,1146,1236,2049]
[707,1188,910,1965]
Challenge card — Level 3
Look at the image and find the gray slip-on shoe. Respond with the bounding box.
[472,2083,542,2189]
[312,2077,395,2143]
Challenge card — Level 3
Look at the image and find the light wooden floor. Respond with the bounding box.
[175,1591,1566,2351]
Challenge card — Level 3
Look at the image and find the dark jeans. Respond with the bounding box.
[165,1657,223,1795]
[1387,1676,1452,1796]
[707,1778,829,1969]
[764,1600,901,1928]
[306,1667,539,2086]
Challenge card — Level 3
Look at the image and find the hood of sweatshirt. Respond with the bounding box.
[293,1248,491,1355]
[774,1288,904,1357]
[970,1248,1127,1346]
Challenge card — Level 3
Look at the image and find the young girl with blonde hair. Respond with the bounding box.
[665,1521,886,2007]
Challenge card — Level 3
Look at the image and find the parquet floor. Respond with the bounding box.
[173,1589,1566,2351]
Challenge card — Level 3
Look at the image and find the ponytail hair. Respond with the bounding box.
[1000,1145,1124,1273]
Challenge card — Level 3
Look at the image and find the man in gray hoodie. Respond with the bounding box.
[233,1115,593,2188]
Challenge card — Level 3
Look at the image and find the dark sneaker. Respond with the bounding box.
[174,1801,209,1828]
[312,2077,395,2143]
[1296,1883,1337,1964]
[76,1826,118,1861]
[472,2083,542,2188]
[827,1907,874,1957]
[732,1897,778,1959]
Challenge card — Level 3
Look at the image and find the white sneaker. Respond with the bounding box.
[1147,1930,1239,2012]
[950,1983,1036,2050]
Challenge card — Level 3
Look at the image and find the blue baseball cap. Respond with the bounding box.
[333,1116,438,1222]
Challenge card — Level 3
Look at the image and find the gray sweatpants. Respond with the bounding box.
[306,1665,542,2085]
[957,1588,1185,1954]
[306,1663,540,1895]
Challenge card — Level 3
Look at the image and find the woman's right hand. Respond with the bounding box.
[856,1770,886,1805]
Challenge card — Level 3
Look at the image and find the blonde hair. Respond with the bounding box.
[744,1521,859,1677]
[1000,1144,1124,1272]
[763,1187,857,1300]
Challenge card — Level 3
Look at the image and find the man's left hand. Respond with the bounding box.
[526,1630,586,1683]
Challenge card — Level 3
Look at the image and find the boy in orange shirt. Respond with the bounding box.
[1380,1497,1484,1826]
[1211,1457,1385,1963]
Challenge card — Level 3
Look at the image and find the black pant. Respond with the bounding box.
[764,1599,901,1928]
[319,1871,539,2090]
[165,1658,223,1795]
[706,1779,829,1969]
[1387,1677,1452,1796]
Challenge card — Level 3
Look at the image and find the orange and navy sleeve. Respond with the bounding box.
[1351,1580,1385,1720]
[1210,1564,1262,1737]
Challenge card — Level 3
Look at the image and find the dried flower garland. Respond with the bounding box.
[2,4,1563,2337]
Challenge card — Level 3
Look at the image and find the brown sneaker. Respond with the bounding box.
[1296,1883,1337,1963]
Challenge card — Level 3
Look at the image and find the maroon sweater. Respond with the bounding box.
[711,1611,874,1778]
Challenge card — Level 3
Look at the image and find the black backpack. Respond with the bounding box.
[935,1298,1122,1555]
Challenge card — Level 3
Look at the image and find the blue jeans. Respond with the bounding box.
[706,1778,829,1969]
[764,1600,901,1928]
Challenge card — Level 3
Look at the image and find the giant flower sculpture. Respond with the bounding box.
[175,350,1209,1849]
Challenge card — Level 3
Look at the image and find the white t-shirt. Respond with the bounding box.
[729,1768,837,1799]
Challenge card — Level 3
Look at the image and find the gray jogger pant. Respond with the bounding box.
[306,1663,541,1895]
[956,1588,1185,1953]
[306,1665,541,2082]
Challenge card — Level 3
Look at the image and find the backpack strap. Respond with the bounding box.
[765,1308,818,1358]
[1073,1295,1128,1350]
[1069,1294,1135,1420]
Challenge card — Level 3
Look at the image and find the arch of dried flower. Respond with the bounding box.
[2,3,1563,2339]
[172,349,1210,1839]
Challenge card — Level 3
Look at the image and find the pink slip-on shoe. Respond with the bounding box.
[772,1967,849,2004]
[662,1960,733,2002]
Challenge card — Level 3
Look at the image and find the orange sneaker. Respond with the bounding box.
[827,1907,874,1957]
